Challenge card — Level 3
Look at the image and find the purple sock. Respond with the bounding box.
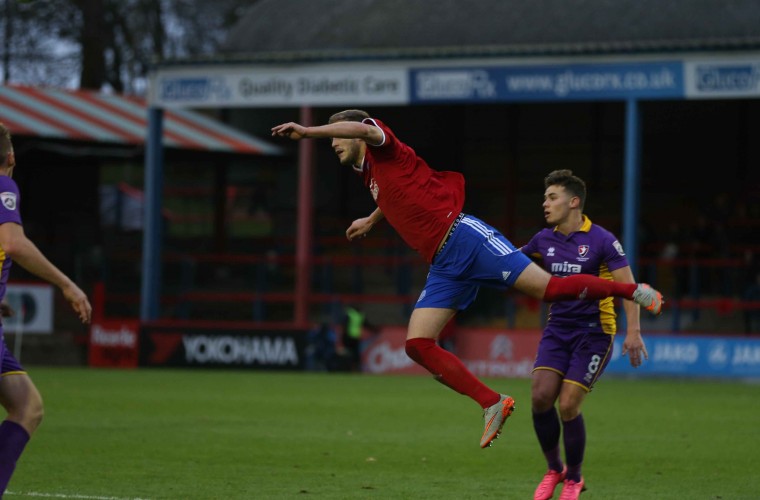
[562,414,586,482]
[533,407,563,472]
[0,420,31,495]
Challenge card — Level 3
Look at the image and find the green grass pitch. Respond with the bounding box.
[5,367,759,499]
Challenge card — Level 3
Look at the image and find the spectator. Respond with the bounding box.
[341,304,378,372]
[744,271,760,334]
[660,221,687,297]
[305,321,338,371]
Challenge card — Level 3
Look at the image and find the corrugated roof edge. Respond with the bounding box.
[151,36,760,68]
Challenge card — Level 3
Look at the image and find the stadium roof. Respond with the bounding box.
[214,0,760,63]
[0,85,283,155]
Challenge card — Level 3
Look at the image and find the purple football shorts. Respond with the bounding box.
[1,336,25,375]
[533,325,614,391]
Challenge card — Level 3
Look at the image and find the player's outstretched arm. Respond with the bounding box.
[0,222,92,323]
[272,121,382,143]
[271,122,309,140]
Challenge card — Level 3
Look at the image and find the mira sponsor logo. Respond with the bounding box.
[183,335,298,365]
[551,261,582,274]
[415,70,496,100]
[160,77,231,102]
[696,65,760,92]
[91,325,137,348]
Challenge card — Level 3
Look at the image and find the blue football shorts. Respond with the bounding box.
[415,214,532,310]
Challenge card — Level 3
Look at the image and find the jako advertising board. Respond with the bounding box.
[606,334,760,379]
[364,329,760,380]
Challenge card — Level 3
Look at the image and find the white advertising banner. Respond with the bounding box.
[3,283,54,334]
[149,54,760,107]
[150,64,409,108]
[685,58,760,98]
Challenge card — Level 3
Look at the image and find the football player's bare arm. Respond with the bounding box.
[0,222,91,323]
[272,121,382,144]
[346,208,383,241]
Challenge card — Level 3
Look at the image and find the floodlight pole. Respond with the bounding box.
[140,107,165,321]
[623,98,641,278]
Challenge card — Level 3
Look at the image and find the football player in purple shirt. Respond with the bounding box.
[522,170,649,500]
[0,123,92,496]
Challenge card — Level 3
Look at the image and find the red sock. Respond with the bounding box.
[544,275,637,302]
[405,338,500,409]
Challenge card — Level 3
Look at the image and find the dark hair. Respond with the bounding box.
[544,169,587,209]
[0,123,11,163]
[328,109,370,124]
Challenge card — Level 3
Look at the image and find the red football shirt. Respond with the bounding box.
[355,118,465,263]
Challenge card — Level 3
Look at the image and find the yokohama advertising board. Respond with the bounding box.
[139,326,308,370]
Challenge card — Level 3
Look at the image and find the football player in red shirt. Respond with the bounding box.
[272,110,662,449]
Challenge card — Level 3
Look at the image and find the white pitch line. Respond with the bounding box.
[5,491,151,500]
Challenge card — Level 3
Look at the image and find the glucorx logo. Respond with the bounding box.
[696,65,760,92]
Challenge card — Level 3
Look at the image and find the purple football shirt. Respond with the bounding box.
[522,215,629,334]
[0,176,22,306]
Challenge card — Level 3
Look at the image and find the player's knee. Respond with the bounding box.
[557,400,581,421]
[21,394,44,434]
[6,399,43,435]
[32,399,44,426]
[531,390,555,412]
[22,400,45,434]
[404,337,434,363]
[404,338,421,361]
